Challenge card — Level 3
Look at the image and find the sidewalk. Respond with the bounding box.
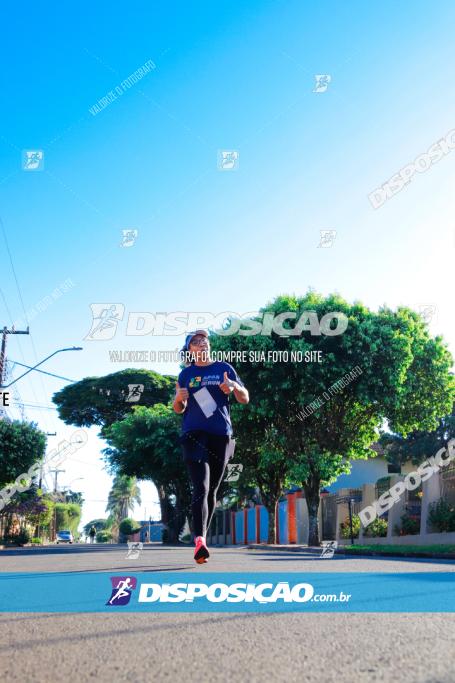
[247,543,323,554]
[247,543,455,560]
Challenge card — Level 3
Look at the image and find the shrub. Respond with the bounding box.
[96,530,113,543]
[364,517,388,537]
[31,537,43,545]
[14,529,31,546]
[119,518,141,537]
[340,514,360,539]
[428,500,455,533]
[395,512,420,536]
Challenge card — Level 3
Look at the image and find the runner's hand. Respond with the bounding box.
[175,383,189,402]
[219,371,236,394]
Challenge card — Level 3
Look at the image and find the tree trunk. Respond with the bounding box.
[262,497,278,544]
[158,486,182,544]
[157,485,171,543]
[174,485,191,542]
[303,482,321,546]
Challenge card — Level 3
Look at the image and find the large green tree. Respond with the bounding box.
[0,420,46,489]
[380,404,455,468]
[212,292,454,545]
[222,410,290,543]
[0,488,52,540]
[55,502,82,535]
[53,369,175,436]
[105,474,141,541]
[104,404,191,543]
[52,369,176,537]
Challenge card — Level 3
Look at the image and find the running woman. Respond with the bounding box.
[173,330,249,564]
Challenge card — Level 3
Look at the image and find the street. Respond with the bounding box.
[1,544,454,683]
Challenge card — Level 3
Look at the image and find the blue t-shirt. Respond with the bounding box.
[177,361,244,436]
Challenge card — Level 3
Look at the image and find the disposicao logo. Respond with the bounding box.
[106,576,137,606]
[105,579,354,606]
[137,582,317,603]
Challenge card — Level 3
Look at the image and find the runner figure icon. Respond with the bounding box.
[320,541,337,559]
[85,304,123,340]
[125,384,144,403]
[109,577,134,604]
[126,541,143,559]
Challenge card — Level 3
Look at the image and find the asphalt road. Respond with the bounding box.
[1,543,454,683]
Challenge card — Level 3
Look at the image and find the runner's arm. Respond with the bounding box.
[173,382,188,413]
[233,382,249,404]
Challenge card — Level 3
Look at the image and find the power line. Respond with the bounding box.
[0,285,50,429]
[0,295,41,420]
[11,402,57,410]
[0,218,29,319]
[8,359,76,383]
[4,364,28,421]
[0,216,53,433]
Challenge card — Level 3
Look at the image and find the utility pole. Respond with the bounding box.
[38,433,58,489]
[49,469,65,541]
[50,469,65,493]
[0,326,30,386]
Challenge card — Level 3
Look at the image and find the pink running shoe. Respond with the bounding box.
[194,536,210,564]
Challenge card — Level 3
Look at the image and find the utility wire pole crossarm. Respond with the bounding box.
[49,469,66,493]
[0,326,29,386]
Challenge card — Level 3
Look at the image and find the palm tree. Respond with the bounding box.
[105,475,141,541]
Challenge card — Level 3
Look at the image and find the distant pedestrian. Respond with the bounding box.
[89,526,96,543]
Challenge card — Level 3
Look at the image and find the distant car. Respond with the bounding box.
[56,530,73,544]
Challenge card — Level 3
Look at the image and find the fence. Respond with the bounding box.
[440,462,455,506]
[207,467,455,547]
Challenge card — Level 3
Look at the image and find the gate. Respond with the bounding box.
[321,493,337,540]
[375,477,392,520]
[441,462,455,505]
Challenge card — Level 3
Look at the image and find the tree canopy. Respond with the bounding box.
[104,404,191,542]
[0,420,47,489]
[380,404,455,468]
[212,292,454,543]
[105,474,141,523]
[53,369,175,436]
[48,291,454,548]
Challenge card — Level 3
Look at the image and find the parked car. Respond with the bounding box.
[56,530,73,544]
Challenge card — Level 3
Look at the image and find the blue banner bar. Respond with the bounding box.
[1,572,454,612]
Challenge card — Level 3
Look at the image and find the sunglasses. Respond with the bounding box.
[189,336,208,346]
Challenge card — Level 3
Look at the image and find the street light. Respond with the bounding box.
[0,346,83,388]
[63,477,84,489]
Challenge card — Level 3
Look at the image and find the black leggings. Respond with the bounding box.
[183,433,234,538]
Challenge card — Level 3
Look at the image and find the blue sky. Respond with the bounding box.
[1,0,454,530]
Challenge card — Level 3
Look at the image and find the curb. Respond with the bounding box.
[340,548,455,560]
[247,544,324,554]
[247,543,455,560]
